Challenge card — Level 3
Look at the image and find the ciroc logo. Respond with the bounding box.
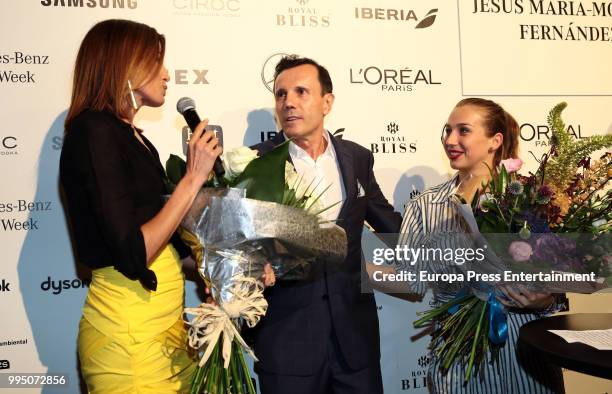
[1,136,18,156]
[171,0,241,17]
[41,276,91,295]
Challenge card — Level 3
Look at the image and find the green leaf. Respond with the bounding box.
[166,154,187,186]
[498,164,509,195]
[233,140,290,203]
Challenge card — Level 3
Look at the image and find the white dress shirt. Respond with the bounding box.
[288,131,345,222]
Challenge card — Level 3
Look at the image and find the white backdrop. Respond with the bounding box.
[1,1,611,393]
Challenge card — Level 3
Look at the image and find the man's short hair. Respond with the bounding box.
[273,55,333,95]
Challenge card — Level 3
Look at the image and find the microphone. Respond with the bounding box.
[176,97,225,179]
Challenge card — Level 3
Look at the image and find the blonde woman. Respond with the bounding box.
[399,98,566,393]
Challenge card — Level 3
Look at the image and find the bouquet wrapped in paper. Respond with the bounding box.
[411,102,612,383]
[166,141,347,394]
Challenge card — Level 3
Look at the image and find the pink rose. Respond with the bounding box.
[500,158,523,173]
[508,241,533,262]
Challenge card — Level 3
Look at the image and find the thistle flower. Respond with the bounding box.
[507,181,524,196]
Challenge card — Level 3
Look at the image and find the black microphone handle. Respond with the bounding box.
[182,108,225,179]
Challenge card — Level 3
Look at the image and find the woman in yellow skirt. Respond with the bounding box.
[59,19,222,393]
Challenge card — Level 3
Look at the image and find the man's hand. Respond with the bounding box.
[261,263,276,288]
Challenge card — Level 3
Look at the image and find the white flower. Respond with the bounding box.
[284,162,326,214]
[592,218,607,228]
[221,146,258,179]
[477,193,494,212]
[284,162,299,188]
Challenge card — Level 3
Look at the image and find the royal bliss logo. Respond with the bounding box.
[470,0,612,41]
[369,122,417,155]
[171,0,240,17]
[350,66,441,92]
[276,0,330,28]
[354,7,438,29]
[40,0,137,8]
[400,353,430,390]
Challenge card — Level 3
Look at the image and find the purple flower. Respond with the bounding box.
[532,233,577,269]
[536,185,554,205]
[508,241,533,262]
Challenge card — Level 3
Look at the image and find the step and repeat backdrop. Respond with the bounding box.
[1,1,611,393]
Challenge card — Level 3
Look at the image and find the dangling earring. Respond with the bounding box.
[127,79,138,110]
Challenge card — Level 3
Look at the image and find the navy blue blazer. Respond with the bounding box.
[248,131,401,375]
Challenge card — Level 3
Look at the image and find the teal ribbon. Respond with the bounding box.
[487,291,508,345]
[448,290,508,345]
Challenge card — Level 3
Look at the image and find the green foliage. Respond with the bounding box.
[544,102,612,190]
[234,141,290,203]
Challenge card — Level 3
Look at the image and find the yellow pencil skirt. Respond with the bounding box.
[78,245,196,393]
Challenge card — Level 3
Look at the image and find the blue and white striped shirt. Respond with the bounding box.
[398,175,565,394]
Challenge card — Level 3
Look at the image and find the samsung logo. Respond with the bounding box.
[40,0,137,9]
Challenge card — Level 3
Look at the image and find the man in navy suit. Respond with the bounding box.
[251,55,402,394]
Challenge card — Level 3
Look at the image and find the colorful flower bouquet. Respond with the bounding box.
[165,141,346,394]
[413,102,612,383]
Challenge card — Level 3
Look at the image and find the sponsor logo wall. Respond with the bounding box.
[1,1,610,393]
